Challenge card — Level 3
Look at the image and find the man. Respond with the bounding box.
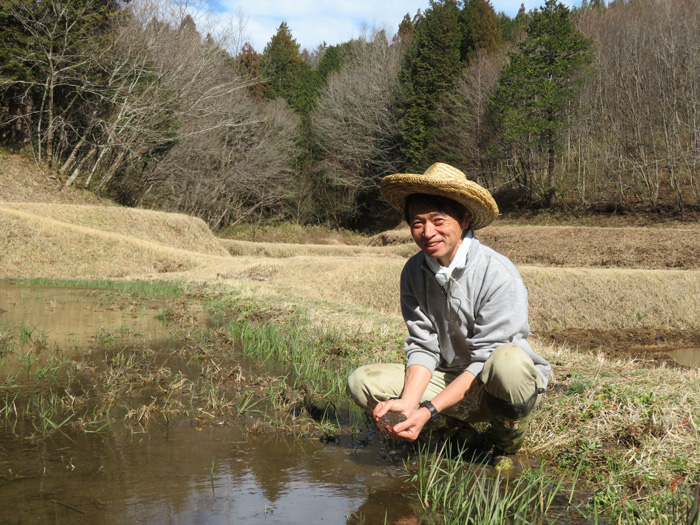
[348,162,551,461]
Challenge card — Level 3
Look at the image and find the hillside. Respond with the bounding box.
[3,151,700,343]
[0,152,107,205]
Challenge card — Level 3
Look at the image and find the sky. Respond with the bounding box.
[211,0,585,53]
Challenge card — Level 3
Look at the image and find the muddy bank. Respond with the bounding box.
[539,328,700,368]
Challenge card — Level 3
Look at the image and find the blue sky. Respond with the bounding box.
[213,0,584,53]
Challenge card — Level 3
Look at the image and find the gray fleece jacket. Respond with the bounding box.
[400,230,551,388]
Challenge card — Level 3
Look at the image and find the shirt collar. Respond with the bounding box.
[425,232,472,289]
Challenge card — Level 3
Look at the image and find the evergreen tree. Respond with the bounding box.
[316,42,352,81]
[259,23,304,104]
[498,5,530,44]
[259,22,321,115]
[237,42,264,99]
[461,0,501,58]
[491,0,592,204]
[396,0,463,171]
[0,0,123,162]
[392,11,421,49]
[0,1,34,146]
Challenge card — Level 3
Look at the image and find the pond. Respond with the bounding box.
[0,284,416,524]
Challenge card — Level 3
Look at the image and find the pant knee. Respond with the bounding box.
[482,344,541,405]
[346,363,404,411]
[347,367,368,409]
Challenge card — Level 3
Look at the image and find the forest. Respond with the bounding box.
[1,0,699,231]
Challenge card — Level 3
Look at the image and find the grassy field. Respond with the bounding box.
[2,151,699,523]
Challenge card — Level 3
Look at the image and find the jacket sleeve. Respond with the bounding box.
[465,274,530,377]
[400,263,441,374]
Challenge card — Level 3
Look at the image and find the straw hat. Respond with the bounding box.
[381,163,499,230]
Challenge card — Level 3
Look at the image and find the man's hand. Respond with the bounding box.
[373,399,431,442]
[388,407,432,441]
[373,398,410,424]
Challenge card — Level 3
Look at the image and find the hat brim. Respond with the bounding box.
[381,173,499,230]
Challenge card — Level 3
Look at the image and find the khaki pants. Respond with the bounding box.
[348,344,543,452]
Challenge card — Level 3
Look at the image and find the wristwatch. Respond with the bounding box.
[419,400,440,422]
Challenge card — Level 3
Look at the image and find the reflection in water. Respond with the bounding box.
[0,423,412,524]
[0,284,207,375]
[669,347,700,368]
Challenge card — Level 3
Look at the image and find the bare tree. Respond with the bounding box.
[0,0,117,165]
[51,0,300,228]
[139,96,300,229]
[311,30,402,225]
[435,49,507,190]
[574,0,700,211]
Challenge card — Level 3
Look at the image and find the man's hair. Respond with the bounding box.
[404,193,470,225]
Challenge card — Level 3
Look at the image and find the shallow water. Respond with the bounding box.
[0,422,412,523]
[0,283,200,345]
[669,347,700,368]
[0,285,416,524]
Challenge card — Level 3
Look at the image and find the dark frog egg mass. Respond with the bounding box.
[378,411,406,436]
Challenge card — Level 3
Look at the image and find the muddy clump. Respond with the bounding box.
[377,411,407,437]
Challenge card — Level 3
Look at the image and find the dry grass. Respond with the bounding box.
[215,256,700,335]
[0,152,106,205]
[531,341,700,495]
[523,266,700,332]
[0,205,226,279]
[221,238,413,258]
[219,221,367,245]
[4,201,700,337]
[2,203,228,256]
[368,223,700,269]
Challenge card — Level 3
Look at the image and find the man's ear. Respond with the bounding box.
[461,214,472,231]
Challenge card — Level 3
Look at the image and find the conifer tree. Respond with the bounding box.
[259,23,304,104]
[392,12,420,48]
[396,0,463,171]
[259,22,321,115]
[237,42,264,99]
[0,0,122,161]
[491,0,592,204]
[461,0,501,57]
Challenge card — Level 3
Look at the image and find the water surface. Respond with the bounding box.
[0,284,416,524]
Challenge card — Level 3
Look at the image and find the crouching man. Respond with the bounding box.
[348,163,551,463]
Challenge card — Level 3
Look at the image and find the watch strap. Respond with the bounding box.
[420,400,440,422]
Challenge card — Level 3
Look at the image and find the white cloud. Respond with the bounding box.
[213,0,583,53]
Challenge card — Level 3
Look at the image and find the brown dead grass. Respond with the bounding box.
[2,203,228,256]
[221,238,413,259]
[3,201,700,339]
[203,254,700,346]
[368,223,700,270]
[2,150,699,352]
[0,152,106,205]
[0,205,231,279]
[530,342,700,487]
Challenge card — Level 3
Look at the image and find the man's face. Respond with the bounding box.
[408,200,470,267]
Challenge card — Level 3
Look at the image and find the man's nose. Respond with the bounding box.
[423,221,435,238]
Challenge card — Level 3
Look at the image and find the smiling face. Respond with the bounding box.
[406,196,471,267]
